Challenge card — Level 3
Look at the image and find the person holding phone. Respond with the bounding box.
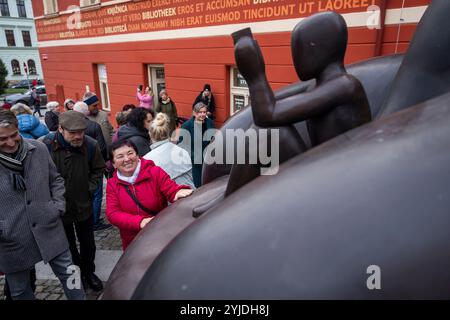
[136,85,154,110]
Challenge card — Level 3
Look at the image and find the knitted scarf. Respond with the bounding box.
[0,139,29,191]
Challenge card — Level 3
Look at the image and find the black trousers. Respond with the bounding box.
[63,216,96,277]
[192,163,203,188]
[32,105,42,117]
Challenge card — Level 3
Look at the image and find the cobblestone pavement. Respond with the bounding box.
[0,180,124,300]
[0,278,103,300]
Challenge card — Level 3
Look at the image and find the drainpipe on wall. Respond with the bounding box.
[374,0,387,56]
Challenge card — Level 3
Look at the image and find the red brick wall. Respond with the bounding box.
[34,0,430,127]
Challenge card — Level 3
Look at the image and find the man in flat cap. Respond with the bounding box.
[41,110,106,292]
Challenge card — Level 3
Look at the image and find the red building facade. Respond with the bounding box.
[32,0,430,126]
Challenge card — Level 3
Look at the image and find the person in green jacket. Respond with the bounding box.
[156,89,178,134]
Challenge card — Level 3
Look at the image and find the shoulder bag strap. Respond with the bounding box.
[124,185,158,216]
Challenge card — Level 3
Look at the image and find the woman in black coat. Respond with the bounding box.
[44,101,60,131]
[118,107,155,156]
[192,84,216,120]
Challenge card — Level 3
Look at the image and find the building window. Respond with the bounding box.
[16,0,26,18]
[22,30,32,46]
[5,30,16,47]
[43,0,58,15]
[28,60,37,75]
[80,0,100,6]
[0,0,10,16]
[147,65,166,110]
[230,67,250,115]
[97,64,111,111]
[11,60,21,75]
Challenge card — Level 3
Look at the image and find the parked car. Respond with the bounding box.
[9,79,44,89]
[4,85,47,106]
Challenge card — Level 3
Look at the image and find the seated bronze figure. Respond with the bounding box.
[226,11,371,195]
[233,12,371,145]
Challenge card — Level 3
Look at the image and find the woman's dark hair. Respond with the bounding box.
[122,104,136,112]
[127,107,154,132]
[109,139,139,162]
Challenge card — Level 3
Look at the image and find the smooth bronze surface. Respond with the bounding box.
[378,0,450,117]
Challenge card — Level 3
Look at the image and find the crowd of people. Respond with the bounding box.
[0,83,216,300]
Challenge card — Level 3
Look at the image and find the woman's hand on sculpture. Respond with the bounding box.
[140,217,154,229]
[174,189,193,201]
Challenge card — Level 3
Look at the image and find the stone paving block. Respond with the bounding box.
[46,285,55,292]
[54,286,63,293]
[35,292,49,300]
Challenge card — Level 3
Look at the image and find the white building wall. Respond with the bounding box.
[0,0,44,82]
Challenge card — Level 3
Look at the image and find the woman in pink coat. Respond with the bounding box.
[106,139,193,250]
[136,86,154,110]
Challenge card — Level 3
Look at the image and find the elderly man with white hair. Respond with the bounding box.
[73,101,108,161]
[44,101,60,131]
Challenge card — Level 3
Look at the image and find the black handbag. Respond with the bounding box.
[124,185,157,216]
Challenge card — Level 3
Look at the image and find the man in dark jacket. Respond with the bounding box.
[73,101,111,231]
[0,110,85,300]
[83,92,114,147]
[81,95,114,230]
[178,102,215,187]
[42,111,106,292]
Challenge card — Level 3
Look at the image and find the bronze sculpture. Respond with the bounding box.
[233,12,371,145]
[103,0,450,299]
[226,11,371,195]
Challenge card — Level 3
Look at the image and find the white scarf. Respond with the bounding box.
[117,159,141,185]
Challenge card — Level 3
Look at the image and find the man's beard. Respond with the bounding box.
[70,140,83,148]
[90,108,99,115]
